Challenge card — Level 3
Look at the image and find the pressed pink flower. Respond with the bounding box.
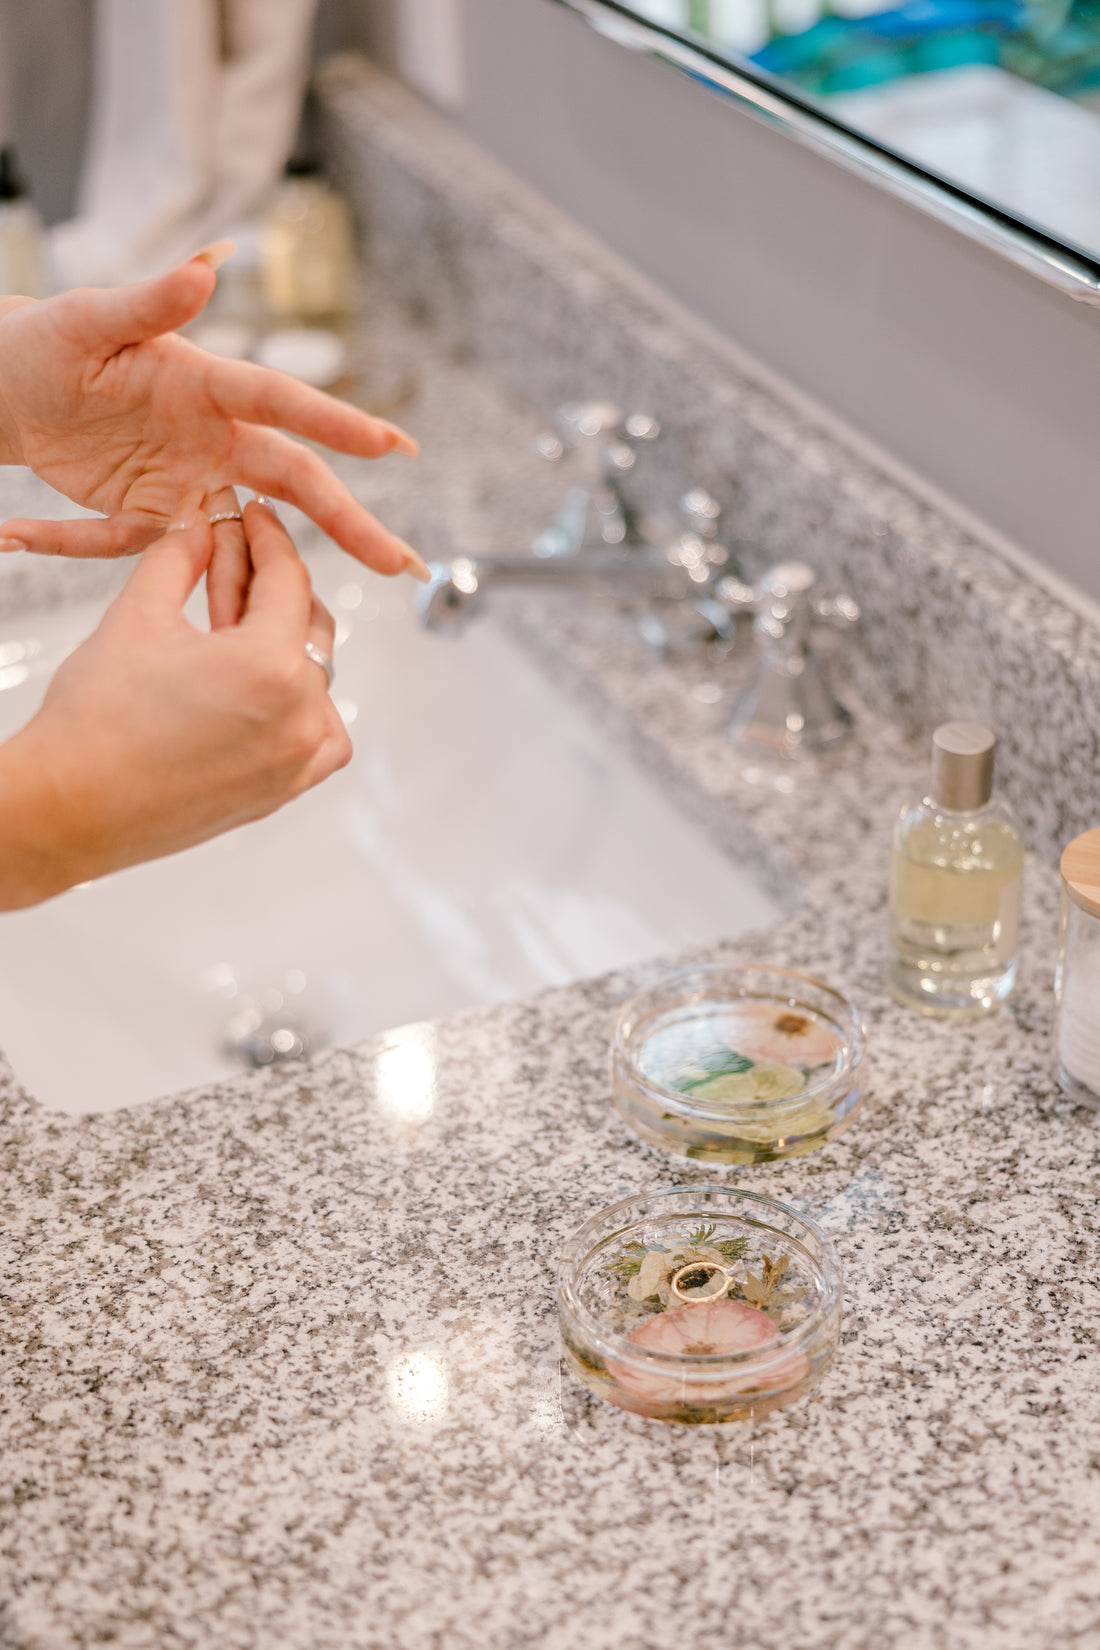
[607,1298,809,1407]
[629,1297,779,1356]
[725,1003,838,1068]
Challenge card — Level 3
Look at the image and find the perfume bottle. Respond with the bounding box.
[887,722,1023,1017]
[260,158,353,327]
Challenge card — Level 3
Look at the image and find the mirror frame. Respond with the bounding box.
[551,0,1100,304]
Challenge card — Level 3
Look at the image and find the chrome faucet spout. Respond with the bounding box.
[416,547,721,632]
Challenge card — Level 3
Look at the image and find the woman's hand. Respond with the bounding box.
[0,246,426,579]
[0,499,352,910]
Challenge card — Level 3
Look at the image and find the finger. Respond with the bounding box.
[119,518,214,619]
[293,710,354,794]
[55,252,221,354]
[204,487,250,630]
[207,531,251,629]
[232,426,428,579]
[210,355,418,457]
[0,511,160,559]
[238,499,313,645]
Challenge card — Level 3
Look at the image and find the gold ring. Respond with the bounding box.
[669,1260,735,1304]
[207,510,244,526]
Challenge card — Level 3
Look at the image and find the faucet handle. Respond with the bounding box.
[664,488,735,586]
[558,401,624,443]
[533,403,661,465]
[531,403,661,556]
[531,402,623,463]
[622,411,661,443]
[680,488,722,539]
[813,590,861,629]
[716,560,858,634]
[718,559,858,757]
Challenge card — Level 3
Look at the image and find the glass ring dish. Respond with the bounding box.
[610,963,865,1164]
[558,1185,843,1425]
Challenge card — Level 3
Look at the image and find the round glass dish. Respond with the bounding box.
[558,1184,842,1424]
[611,963,865,1163]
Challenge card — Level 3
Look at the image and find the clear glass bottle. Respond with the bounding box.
[260,159,353,327]
[1054,827,1100,1104]
[887,722,1023,1017]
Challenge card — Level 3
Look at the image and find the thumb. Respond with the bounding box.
[55,242,233,354]
[118,515,214,622]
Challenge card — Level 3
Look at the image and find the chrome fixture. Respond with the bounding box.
[717,561,859,758]
[417,488,735,635]
[634,488,743,655]
[531,401,660,557]
[418,543,721,632]
[421,408,860,757]
[223,1005,310,1068]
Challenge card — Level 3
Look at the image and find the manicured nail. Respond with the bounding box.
[380,421,419,458]
[252,494,278,514]
[192,238,236,272]
[0,536,27,553]
[398,540,431,584]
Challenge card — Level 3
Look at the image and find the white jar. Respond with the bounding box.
[1055,828,1100,1104]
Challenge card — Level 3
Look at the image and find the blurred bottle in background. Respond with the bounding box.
[261,155,352,326]
[0,146,46,297]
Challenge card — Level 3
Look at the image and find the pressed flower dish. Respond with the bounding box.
[558,1185,843,1424]
[611,963,865,1163]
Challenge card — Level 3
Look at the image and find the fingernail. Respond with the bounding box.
[398,540,431,584]
[192,238,236,272]
[252,494,278,514]
[0,536,27,553]
[380,421,419,458]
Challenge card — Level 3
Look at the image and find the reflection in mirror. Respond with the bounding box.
[625,0,1100,260]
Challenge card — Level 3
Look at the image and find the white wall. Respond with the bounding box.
[360,0,1100,603]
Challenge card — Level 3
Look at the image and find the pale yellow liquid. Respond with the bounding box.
[888,814,1023,1015]
[262,180,353,323]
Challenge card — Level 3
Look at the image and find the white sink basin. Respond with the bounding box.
[0,544,780,1114]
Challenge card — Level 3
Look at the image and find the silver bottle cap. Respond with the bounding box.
[930,722,996,811]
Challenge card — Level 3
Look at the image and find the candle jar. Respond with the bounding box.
[1055,828,1100,1104]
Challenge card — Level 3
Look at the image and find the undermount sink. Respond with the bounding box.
[0,538,781,1116]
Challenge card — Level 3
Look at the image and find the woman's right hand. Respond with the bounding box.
[0,499,352,910]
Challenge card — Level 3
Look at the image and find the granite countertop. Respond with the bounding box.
[1,288,1098,1650]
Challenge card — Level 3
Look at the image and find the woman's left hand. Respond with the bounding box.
[0,244,425,580]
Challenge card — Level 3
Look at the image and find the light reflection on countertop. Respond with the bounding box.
[386,1349,450,1425]
[373,1024,438,1124]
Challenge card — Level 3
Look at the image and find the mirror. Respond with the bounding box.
[565,0,1100,287]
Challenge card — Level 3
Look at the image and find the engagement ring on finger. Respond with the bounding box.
[207,509,244,526]
[304,641,335,689]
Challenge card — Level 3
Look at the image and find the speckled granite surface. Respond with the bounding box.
[1,67,1099,1650]
[319,55,1100,864]
[0,871,1087,1650]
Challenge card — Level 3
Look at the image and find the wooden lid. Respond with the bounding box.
[1062,828,1100,918]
